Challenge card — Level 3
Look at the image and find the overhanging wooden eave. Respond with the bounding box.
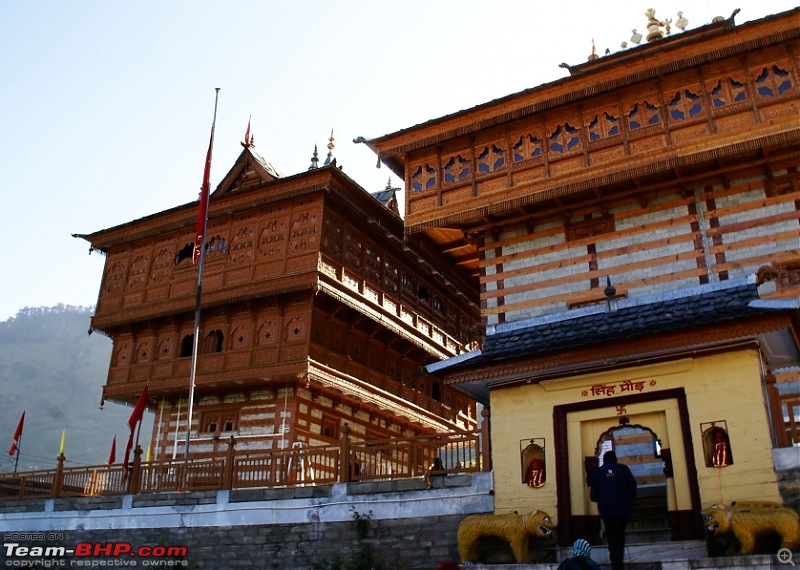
[440,313,799,388]
[363,9,800,178]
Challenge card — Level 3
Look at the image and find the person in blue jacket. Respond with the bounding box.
[590,450,637,570]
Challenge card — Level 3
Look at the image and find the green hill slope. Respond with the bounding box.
[0,305,153,472]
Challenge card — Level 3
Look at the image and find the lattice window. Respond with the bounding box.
[203,329,224,353]
[566,213,615,241]
[364,241,382,286]
[668,89,703,121]
[443,154,470,183]
[588,112,620,141]
[627,101,660,130]
[402,272,416,293]
[512,134,542,162]
[205,235,227,257]
[755,65,793,98]
[549,123,580,154]
[411,164,436,193]
[711,77,747,108]
[321,416,339,440]
[321,215,343,260]
[476,144,505,173]
[344,230,363,270]
[383,256,400,297]
[201,409,239,434]
[430,294,445,315]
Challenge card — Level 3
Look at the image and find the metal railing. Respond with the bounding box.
[0,423,488,500]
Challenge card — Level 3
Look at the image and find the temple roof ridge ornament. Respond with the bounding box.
[308,144,319,170]
[324,129,335,166]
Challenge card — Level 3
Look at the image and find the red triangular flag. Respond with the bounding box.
[108,435,117,465]
[243,116,251,148]
[8,411,24,456]
[123,383,149,477]
[192,98,219,264]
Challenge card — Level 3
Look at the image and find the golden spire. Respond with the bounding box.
[324,130,335,166]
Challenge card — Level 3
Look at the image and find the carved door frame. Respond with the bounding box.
[553,388,704,546]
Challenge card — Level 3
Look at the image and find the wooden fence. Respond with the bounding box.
[0,424,488,500]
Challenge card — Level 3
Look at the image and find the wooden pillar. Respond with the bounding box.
[764,373,787,447]
[223,436,236,490]
[339,423,351,483]
[128,445,143,495]
[53,454,66,498]
[480,406,491,472]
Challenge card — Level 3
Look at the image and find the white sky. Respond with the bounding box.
[1,1,797,322]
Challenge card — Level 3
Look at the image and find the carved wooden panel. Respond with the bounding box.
[401,33,800,235]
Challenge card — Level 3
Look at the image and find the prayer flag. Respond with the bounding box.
[108,435,117,465]
[123,382,149,476]
[8,411,24,456]
[192,103,219,263]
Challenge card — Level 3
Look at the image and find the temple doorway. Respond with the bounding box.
[556,390,704,546]
[595,424,671,543]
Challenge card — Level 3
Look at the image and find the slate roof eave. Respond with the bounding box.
[443,276,791,372]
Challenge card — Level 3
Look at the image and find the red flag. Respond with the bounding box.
[243,116,251,148]
[193,91,220,263]
[108,435,117,465]
[123,383,149,476]
[8,411,24,456]
[192,140,212,264]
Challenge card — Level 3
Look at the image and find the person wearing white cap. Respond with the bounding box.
[556,538,602,570]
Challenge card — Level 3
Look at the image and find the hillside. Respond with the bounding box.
[0,305,153,472]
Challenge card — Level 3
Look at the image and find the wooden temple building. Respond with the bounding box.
[361,7,800,548]
[75,137,481,463]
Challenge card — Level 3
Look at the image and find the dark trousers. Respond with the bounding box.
[604,516,630,570]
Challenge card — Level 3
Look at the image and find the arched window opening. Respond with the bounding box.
[204,329,224,353]
[701,422,733,467]
[175,243,194,265]
[179,334,194,357]
[520,439,546,488]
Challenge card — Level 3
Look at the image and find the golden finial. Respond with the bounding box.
[324,130,335,166]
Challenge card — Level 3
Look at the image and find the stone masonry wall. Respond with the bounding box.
[0,473,494,570]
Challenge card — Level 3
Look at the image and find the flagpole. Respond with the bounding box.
[9,411,25,474]
[185,88,220,462]
[13,433,21,474]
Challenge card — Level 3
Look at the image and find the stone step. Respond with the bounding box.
[461,557,783,570]
[627,528,673,543]
[463,541,786,569]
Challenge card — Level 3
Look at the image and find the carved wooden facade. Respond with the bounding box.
[362,8,800,549]
[78,149,480,460]
[365,11,800,325]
